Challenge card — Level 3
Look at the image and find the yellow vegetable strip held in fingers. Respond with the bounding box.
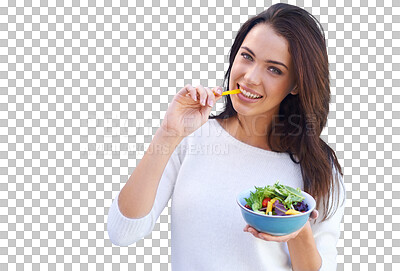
[222,89,241,95]
[213,89,241,96]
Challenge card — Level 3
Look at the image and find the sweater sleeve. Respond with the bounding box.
[107,140,183,246]
[311,168,346,271]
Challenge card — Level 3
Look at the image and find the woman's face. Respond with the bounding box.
[229,23,296,121]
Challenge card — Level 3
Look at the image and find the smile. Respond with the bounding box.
[238,84,263,99]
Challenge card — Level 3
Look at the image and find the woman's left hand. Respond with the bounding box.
[243,209,319,242]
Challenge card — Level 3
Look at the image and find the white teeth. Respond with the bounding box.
[239,87,261,99]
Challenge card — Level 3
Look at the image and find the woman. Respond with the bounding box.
[108,3,345,271]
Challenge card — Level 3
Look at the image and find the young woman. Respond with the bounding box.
[108,3,345,271]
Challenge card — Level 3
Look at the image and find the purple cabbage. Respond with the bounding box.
[293,201,309,212]
[273,200,288,216]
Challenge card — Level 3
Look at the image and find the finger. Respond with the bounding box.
[257,232,277,241]
[212,86,223,101]
[212,86,223,96]
[243,224,250,232]
[205,87,215,107]
[196,85,207,106]
[258,232,290,242]
[310,209,319,220]
[246,226,260,238]
[258,230,299,242]
[183,84,197,101]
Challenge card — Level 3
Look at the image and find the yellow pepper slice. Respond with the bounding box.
[285,209,301,215]
[266,201,273,214]
[265,198,278,215]
[219,89,241,96]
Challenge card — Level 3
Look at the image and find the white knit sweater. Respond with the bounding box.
[107,119,345,271]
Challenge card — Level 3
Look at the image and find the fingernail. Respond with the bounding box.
[193,95,197,101]
[208,99,214,107]
[217,88,223,95]
[201,99,206,106]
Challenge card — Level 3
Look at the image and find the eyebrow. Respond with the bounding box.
[240,46,289,70]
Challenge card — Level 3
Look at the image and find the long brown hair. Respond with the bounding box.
[210,3,344,221]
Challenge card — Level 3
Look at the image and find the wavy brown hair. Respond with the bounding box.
[210,3,344,221]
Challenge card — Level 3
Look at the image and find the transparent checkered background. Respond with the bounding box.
[0,0,399,270]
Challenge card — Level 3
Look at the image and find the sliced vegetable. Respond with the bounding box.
[266,201,273,213]
[273,200,288,216]
[285,209,301,215]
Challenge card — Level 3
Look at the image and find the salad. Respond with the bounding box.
[244,181,309,216]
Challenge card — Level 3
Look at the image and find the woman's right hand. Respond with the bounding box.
[160,84,224,138]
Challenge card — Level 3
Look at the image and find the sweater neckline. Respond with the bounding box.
[210,118,286,157]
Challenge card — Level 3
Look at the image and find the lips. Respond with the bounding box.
[237,84,263,97]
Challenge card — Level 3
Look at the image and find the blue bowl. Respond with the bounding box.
[237,187,316,236]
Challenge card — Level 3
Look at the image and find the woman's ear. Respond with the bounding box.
[289,86,298,95]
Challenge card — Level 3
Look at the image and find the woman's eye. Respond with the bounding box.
[241,52,282,75]
[269,67,282,75]
[241,52,253,61]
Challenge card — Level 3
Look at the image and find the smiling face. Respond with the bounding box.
[229,23,297,122]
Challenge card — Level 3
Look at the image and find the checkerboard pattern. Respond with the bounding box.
[1,0,399,270]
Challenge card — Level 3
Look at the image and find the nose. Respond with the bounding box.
[243,65,262,86]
